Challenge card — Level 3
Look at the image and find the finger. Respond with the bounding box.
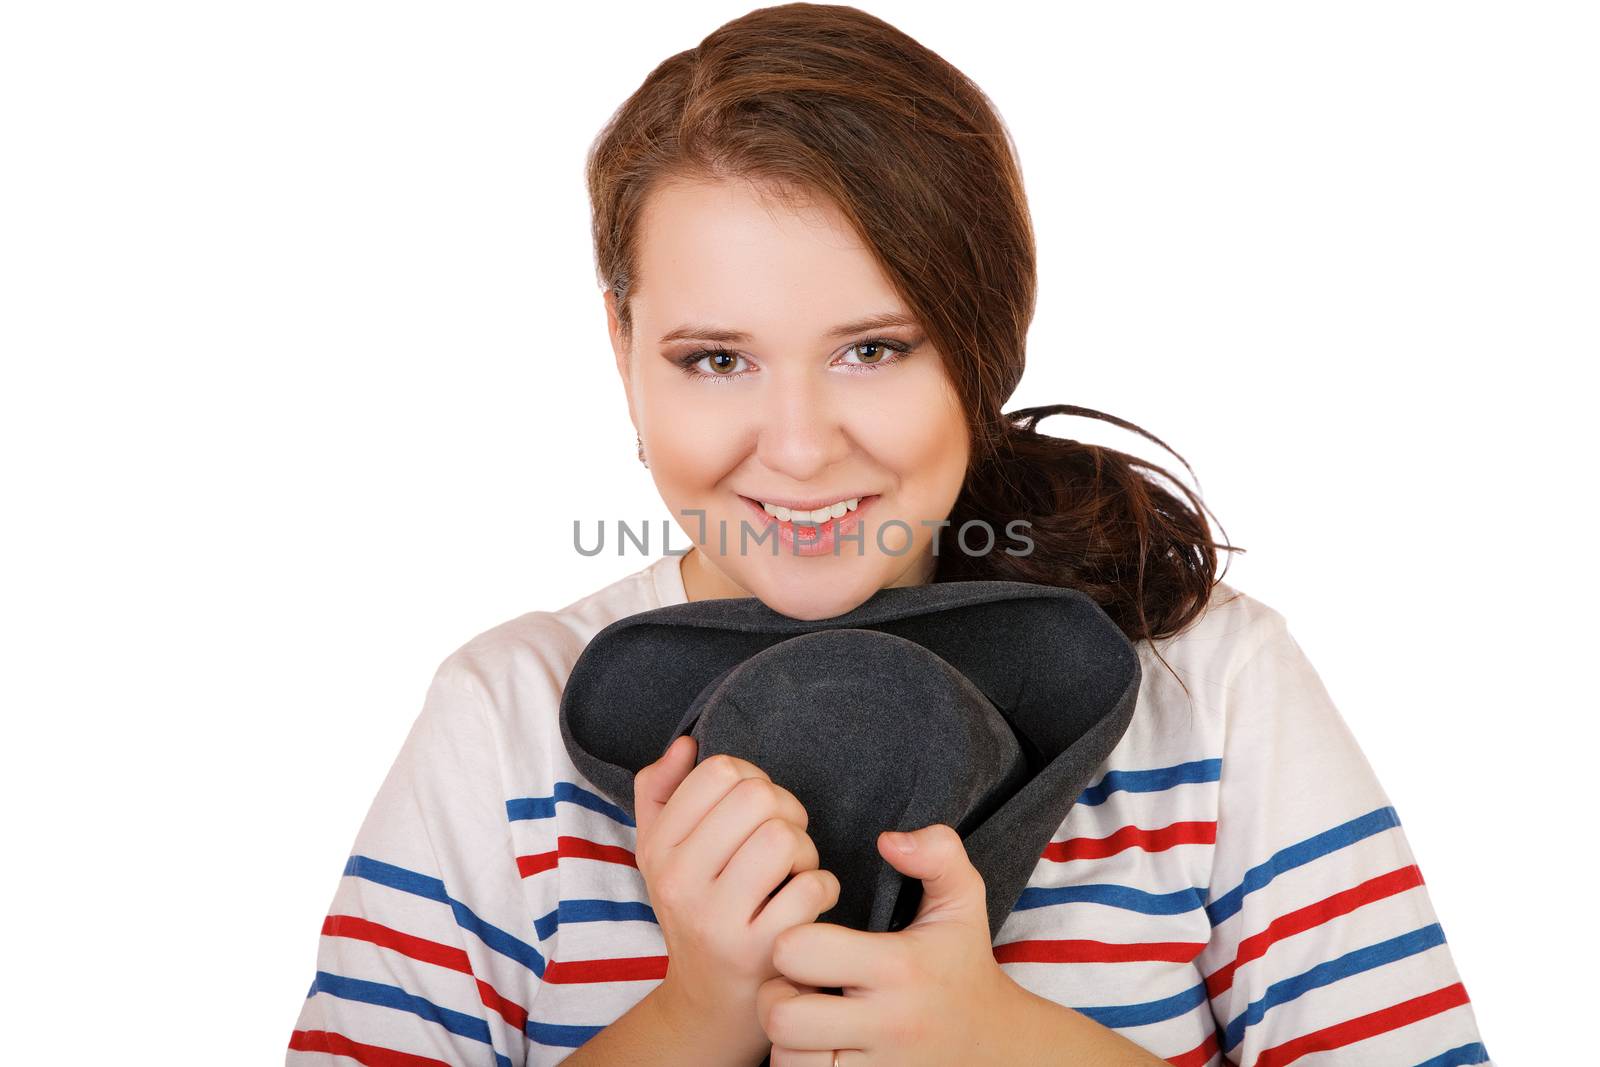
[677,774,809,886]
[770,1045,835,1067]
[759,977,858,1066]
[649,751,773,852]
[632,735,697,844]
[772,922,904,991]
[761,986,876,1054]
[749,867,839,940]
[877,823,983,923]
[715,816,822,923]
[693,773,810,850]
[756,973,805,1021]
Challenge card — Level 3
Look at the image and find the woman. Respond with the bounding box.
[286,5,1492,1065]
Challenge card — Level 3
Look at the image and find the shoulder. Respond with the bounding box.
[1103,578,1291,765]
[424,557,674,743]
[1132,577,1363,781]
[1140,576,1289,695]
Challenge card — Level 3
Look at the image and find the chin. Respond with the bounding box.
[740,565,887,622]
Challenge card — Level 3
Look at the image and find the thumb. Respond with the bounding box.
[634,734,696,840]
[877,824,987,927]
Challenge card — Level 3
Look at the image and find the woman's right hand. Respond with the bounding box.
[633,733,840,1047]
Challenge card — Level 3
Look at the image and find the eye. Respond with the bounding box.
[675,347,751,381]
[837,337,914,371]
[700,350,745,375]
[670,335,917,383]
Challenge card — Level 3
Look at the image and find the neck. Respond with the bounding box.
[680,547,750,602]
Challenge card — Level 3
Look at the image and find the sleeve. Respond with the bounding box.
[286,655,551,1067]
[1197,613,1494,1067]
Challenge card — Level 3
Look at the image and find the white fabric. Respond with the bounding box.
[286,553,1492,1066]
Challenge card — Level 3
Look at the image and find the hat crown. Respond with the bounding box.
[680,628,1032,932]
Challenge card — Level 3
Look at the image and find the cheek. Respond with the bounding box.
[642,395,749,491]
[857,377,969,484]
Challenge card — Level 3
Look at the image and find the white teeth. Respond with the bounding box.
[759,496,861,524]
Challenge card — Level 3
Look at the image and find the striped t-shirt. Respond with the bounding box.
[286,553,1493,1066]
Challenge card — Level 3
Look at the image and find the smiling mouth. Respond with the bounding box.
[736,494,882,534]
[740,494,877,519]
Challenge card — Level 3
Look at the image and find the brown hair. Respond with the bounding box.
[585,3,1242,653]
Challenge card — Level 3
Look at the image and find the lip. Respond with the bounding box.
[741,491,877,512]
[738,493,881,558]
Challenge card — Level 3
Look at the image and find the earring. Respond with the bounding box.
[636,434,649,468]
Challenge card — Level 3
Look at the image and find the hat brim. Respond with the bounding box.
[558,578,1142,939]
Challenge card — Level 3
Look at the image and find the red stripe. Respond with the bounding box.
[516,850,557,877]
[1166,1029,1220,1067]
[517,835,638,877]
[544,953,669,984]
[288,1029,452,1066]
[994,938,1206,965]
[1042,821,1216,862]
[1252,982,1472,1067]
[323,915,468,973]
[320,915,529,1031]
[1205,865,1424,997]
[474,978,529,1032]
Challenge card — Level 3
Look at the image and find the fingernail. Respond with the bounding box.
[886,831,916,853]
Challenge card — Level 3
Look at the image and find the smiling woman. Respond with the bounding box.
[285,4,1494,1066]
[585,27,1229,637]
[605,176,971,619]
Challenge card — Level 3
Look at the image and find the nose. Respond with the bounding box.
[754,370,850,483]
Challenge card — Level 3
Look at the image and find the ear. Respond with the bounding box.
[603,287,637,428]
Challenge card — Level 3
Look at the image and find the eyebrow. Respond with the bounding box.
[657,312,920,346]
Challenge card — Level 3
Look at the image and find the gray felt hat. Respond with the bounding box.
[557,578,1142,944]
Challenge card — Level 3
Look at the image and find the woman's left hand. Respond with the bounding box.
[755,823,1034,1066]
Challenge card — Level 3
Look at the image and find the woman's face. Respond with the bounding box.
[606,176,970,620]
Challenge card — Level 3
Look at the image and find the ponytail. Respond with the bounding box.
[935,404,1244,646]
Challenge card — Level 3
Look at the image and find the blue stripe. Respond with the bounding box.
[508,781,633,828]
[561,898,660,925]
[344,854,548,978]
[307,970,494,1046]
[1073,980,1210,1028]
[1076,759,1222,806]
[1222,923,1448,1052]
[528,1018,606,1049]
[1414,1043,1490,1067]
[534,904,559,942]
[1206,806,1400,926]
[346,852,452,902]
[505,794,556,820]
[534,898,660,942]
[1014,882,1207,916]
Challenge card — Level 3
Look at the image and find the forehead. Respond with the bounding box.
[631,177,903,331]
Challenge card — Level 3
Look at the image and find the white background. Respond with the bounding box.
[3,2,1594,1062]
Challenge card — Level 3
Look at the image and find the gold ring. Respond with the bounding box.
[832,1052,840,1067]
